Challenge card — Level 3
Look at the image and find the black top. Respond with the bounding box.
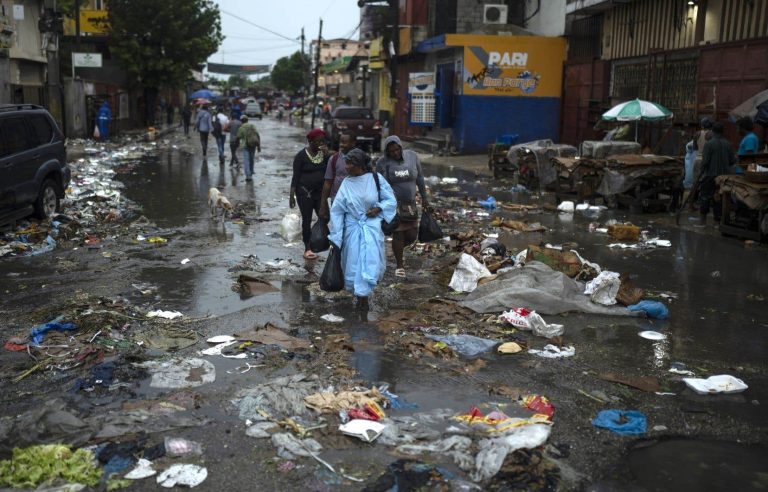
[291,149,329,191]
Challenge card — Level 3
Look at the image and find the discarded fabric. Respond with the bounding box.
[426,334,497,357]
[156,464,208,488]
[592,410,647,435]
[584,271,621,306]
[136,358,216,389]
[29,316,76,345]
[628,300,669,319]
[528,344,575,358]
[682,375,748,395]
[449,253,493,293]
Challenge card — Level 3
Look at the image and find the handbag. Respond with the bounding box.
[372,171,400,235]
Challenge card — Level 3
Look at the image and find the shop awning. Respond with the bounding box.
[321,56,353,74]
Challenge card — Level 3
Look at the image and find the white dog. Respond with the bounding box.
[208,187,233,219]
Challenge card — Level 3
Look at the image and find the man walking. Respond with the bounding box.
[181,104,192,137]
[699,121,735,226]
[228,113,242,167]
[237,115,261,182]
[194,104,212,157]
[212,109,230,164]
[319,133,356,219]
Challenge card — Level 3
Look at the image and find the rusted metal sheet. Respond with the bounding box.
[560,60,610,146]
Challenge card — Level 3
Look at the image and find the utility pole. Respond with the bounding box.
[300,27,305,120]
[310,19,322,128]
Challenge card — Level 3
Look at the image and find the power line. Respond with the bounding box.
[220,9,300,43]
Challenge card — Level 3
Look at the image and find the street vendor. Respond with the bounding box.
[737,117,759,157]
[698,122,735,226]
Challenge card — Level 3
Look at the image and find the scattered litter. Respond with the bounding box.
[426,334,498,357]
[521,395,555,421]
[271,433,323,460]
[526,311,565,338]
[497,342,524,354]
[499,308,532,328]
[575,202,590,211]
[164,437,203,456]
[124,458,156,480]
[645,238,671,247]
[181,258,191,265]
[682,375,748,395]
[607,223,640,241]
[234,324,310,350]
[136,358,216,389]
[557,201,575,213]
[628,300,669,319]
[305,389,383,413]
[146,310,183,320]
[592,409,647,435]
[320,314,344,323]
[478,196,497,210]
[449,253,493,293]
[652,425,668,432]
[638,331,666,340]
[599,373,661,393]
[441,177,458,184]
[207,335,236,344]
[339,420,386,442]
[668,362,694,376]
[528,344,575,358]
[156,464,208,488]
[584,271,621,306]
[201,341,237,356]
[235,275,279,296]
[29,317,76,345]
[280,213,302,242]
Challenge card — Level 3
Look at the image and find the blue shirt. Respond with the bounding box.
[738,132,758,156]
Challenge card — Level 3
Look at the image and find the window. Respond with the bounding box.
[0,118,34,158]
[28,114,54,145]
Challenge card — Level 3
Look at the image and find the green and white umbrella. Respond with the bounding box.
[602,99,673,141]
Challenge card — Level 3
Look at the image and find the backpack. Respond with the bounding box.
[244,125,260,148]
[212,117,222,136]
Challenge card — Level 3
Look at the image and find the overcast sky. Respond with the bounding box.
[210,0,362,75]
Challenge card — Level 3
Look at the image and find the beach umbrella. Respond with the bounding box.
[729,89,768,125]
[602,99,673,141]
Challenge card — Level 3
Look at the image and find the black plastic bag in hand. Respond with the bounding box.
[309,218,330,252]
[418,210,444,242]
[319,243,344,292]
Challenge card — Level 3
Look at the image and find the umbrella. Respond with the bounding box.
[193,98,211,106]
[729,89,768,125]
[602,99,673,142]
[189,89,215,100]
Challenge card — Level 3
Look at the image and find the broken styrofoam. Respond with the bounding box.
[124,459,156,480]
[206,335,236,344]
[557,201,575,213]
[320,314,344,323]
[682,375,748,395]
[528,344,575,358]
[156,464,208,488]
[339,419,386,442]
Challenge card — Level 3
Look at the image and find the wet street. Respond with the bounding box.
[1,116,767,491]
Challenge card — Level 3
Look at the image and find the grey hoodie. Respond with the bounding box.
[375,135,427,204]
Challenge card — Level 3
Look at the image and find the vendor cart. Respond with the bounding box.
[597,154,684,213]
[550,157,605,203]
[716,173,768,242]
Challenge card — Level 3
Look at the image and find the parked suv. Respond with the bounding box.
[0,105,69,226]
[244,102,263,119]
[323,106,382,152]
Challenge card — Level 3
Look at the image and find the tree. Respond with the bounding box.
[107,0,223,122]
[271,51,310,94]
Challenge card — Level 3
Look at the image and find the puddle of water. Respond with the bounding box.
[627,439,768,491]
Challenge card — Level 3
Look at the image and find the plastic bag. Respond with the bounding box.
[93,125,100,139]
[527,311,565,337]
[628,300,669,320]
[381,214,400,236]
[319,244,344,292]
[478,196,497,209]
[309,218,330,252]
[279,213,301,242]
[557,201,574,212]
[426,334,497,357]
[584,271,621,305]
[499,308,531,328]
[448,253,492,293]
[418,211,444,242]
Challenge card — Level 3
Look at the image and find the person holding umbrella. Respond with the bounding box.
[194,104,212,157]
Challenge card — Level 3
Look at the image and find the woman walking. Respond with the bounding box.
[329,149,397,308]
[290,128,329,259]
[375,135,429,278]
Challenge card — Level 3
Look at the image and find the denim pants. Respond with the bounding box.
[243,146,256,177]
[215,134,226,158]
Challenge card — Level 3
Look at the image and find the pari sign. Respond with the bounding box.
[445,35,565,98]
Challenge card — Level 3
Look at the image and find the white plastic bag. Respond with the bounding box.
[584,271,621,305]
[279,213,301,242]
[527,311,565,337]
[557,201,575,213]
[499,308,531,329]
[448,253,492,293]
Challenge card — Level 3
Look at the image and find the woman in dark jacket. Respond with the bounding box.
[290,128,329,259]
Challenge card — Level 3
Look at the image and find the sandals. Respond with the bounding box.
[395,268,406,278]
[303,250,318,260]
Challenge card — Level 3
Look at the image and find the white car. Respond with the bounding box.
[244,102,262,119]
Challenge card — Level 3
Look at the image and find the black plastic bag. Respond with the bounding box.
[320,243,344,292]
[418,211,444,242]
[381,214,400,236]
[309,218,330,252]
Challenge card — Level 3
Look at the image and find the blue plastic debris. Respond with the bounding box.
[628,300,669,320]
[382,390,418,410]
[592,409,647,435]
[30,316,76,345]
[478,196,497,210]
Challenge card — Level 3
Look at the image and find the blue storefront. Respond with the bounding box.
[415,34,567,153]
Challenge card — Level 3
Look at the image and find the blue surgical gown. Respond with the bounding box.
[328,172,397,297]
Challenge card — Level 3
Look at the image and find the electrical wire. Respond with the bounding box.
[221,9,301,43]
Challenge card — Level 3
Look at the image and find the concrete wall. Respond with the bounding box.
[524,0,566,37]
[64,78,87,138]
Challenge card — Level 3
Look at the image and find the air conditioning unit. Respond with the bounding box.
[484,4,508,24]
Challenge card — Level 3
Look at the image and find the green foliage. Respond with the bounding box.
[107,0,223,89]
[0,445,101,488]
[271,51,310,93]
[227,74,251,89]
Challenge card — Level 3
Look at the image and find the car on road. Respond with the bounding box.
[0,104,70,227]
[244,102,263,119]
[323,106,382,152]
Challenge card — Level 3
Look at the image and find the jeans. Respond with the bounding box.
[215,134,226,158]
[199,131,209,154]
[243,146,256,177]
[230,142,240,164]
[296,188,321,249]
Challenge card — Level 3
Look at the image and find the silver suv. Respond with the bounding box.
[0,104,70,226]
